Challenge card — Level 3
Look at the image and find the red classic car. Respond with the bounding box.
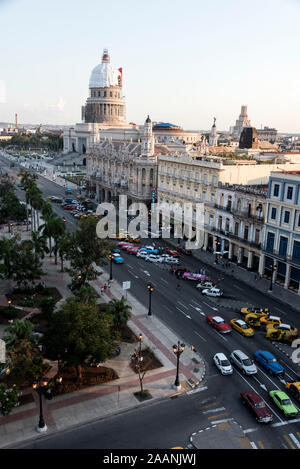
[165,249,180,258]
[63,204,76,210]
[177,246,192,255]
[206,315,232,334]
[182,272,206,281]
[241,391,273,423]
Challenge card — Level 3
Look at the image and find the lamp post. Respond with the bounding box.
[147,283,154,317]
[32,377,49,432]
[173,341,185,389]
[269,262,278,292]
[108,252,113,281]
[215,239,221,263]
[7,299,12,309]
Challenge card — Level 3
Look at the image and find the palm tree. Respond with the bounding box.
[31,230,49,262]
[57,231,71,272]
[3,319,35,348]
[103,298,132,331]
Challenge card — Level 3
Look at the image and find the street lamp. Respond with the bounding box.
[215,239,221,263]
[147,283,154,317]
[269,262,278,292]
[172,341,185,389]
[32,377,49,432]
[7,299,12,309]
[108,252,113,281]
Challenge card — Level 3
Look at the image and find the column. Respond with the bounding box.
[203,231,208,251]
[258,253,265,276]
[228,242,233,260]
[138,168,143,196]
[96,184,100,203]
[237,247,243,264]
[284,263,291,289]
[145,168,151,197]
[247,251,254,269]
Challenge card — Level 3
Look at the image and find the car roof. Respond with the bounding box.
[268,315,280,320]
[272,390,289,398]
[215,353,228,360]
[212,316,224,323]
[235,319,246,326]
[232,349,249,359]
[242,391,263,402]
[256,350,275,359]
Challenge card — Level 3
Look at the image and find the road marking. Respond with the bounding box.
[201,402,220,409]
[203,301,218,311]
[289,433,300,449]
[177,301,188,309]
[252,376,267,391]
[250,442,258,449]
[187,386,208,395]
[210,418,233,425]
[176,306,191,320]
[193,330,207,342]
[160,278,169,284]
[234,285,244,291]
[244,428,258,434]
[142,270,150,276]
[203,407,226,414]
[272,417,300,427]
[208,412,228,420]
[283,434,296,449]
[127,270,139,278]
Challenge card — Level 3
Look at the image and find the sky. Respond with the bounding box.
[1,0,300,132]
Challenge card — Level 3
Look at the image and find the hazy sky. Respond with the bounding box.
[1,0,300,132]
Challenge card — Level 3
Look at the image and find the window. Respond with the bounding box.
[211,193,215,203]
[266,232,275,253]
[287,186,293,200]
[202,191,206,201]
[271,207,277,220]
[279,236,288,257]
[283,211,290,224]
[273,184,279,197]
[292,241,300,261]
[298,214,300,228]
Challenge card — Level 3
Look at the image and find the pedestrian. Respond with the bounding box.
[176,283,181,291]
[254,273,258,281]
[103,284,107,291]
[231,266,234,274]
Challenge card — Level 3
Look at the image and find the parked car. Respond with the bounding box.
[165,249,180,258]
[127,247,141,255]
[65,198,74,204]
[177,246,192,255]
[230,319,254,337]
[112,254,124,264]
[253,350,284,376]
[202,287,223,297]
[63,204,77,210]
[121,243,134,251]
[269,390,298,418]
[171,266,190,277]
[65,188,72,194]
[111,248,121,254]
[240,391,273,423]
[139,247,159,254]
[213,353,233,375]
[206,315,232,334]
[230,350,257,375]
[259,315,282,327]
[182,272,206,281]
[136,250,149,259]
[145,254,162,263]
[161,257,179,265]
[240,307,269,317]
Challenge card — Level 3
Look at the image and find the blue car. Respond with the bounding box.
[254,350,284,376]
[112,255,124,264]
[112,248,121,254]
[139,247,159,254]
[65,198,73,203]
[65,188,72,194]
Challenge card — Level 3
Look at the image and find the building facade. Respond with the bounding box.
[230,105,251,140]
[261,171,300,295]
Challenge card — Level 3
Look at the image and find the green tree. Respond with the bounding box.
[11,239,44,289]
[0,235,20,279]
[3,319,35,348]
[38,296,57,321]
[8,339,45,384]
[67,217,111,289]
[57,231,72,272]
[43,295,116,383]
[103,298,132,331]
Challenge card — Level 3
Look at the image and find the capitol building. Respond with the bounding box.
[63,49,201,205]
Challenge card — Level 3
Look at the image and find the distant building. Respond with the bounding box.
[239,127,259,149]
[209,118,218,146]
[230,105,251,140]
[257,126,277,144]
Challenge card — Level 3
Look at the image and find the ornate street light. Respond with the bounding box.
[108,252,113,281]
[147,283,154,317]
[173,341,185,389]
[215,239,221,262]
[32,377,49,432]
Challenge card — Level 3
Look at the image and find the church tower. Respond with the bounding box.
[142,115,155,157]
[209,117,218,146]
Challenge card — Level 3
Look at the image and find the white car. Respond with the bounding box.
[213,353,233,375]
[230,350,257,375]
[145,254,162,263]
[196,281,214,290]
[201,287,223,297]
[162,257,179,265]
[136,251,148,259]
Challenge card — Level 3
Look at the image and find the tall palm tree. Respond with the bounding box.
[57,231,71,272]
[3,319,35,348]
[103,298,132,331]
[31,230,49,262]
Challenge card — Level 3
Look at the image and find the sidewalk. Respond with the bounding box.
[166,238,300,312]
[0,259,205,449]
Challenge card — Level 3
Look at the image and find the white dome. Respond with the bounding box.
[89,61,120,89]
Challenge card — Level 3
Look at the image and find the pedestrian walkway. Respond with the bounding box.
[0,258,205,449]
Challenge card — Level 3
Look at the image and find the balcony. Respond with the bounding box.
[214,204,264,223]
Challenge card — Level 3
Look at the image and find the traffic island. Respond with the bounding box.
[190,420,253,449]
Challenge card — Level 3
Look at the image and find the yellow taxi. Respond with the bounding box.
[286,382,300,401]
[260,315,281,327]
[230,319,254,337]
[244,313,262,328]
[240,307,269,317]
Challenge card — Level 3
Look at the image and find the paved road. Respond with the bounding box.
[2,152,300,449]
